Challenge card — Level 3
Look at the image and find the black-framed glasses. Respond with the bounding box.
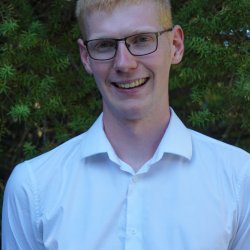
[84,27,173,61]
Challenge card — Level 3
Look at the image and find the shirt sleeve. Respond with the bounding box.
[230,159,250,250]
[1,163,42,250]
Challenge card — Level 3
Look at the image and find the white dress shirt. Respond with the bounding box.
[2,109,250,250]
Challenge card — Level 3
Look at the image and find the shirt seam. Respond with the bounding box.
[25,161,43,247]
[229,159,250,248]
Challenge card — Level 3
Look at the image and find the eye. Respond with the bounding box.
[92,39,116,52]
[130,33,155,46]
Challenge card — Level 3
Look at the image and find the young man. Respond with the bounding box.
[2,0,250,249]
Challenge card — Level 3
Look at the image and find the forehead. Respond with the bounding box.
[84,2,162,40]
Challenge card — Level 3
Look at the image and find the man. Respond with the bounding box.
[2,0,250,249]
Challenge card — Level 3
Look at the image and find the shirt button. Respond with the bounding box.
[128,228,137,236]
[132,176,138,183]
[131,229,137,235]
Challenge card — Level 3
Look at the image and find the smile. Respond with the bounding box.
[113,78,148,89]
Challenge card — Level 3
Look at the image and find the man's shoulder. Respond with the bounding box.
[30,132,85,166]
[189,129,250,167]
[5,132,88,199]
[187,130,250,202]
[10,132,86,182]
[8,115,104,187]
[191,129,248,152]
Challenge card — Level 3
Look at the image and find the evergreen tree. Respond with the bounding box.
[171,0,250,148]
[0,0,101,181]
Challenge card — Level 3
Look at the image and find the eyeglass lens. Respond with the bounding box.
[87,32,158,60]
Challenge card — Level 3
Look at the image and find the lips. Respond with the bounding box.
[112,77,148,89]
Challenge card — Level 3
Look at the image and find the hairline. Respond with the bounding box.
[76,0,173,39]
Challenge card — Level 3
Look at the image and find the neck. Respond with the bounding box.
[103,109,171,171]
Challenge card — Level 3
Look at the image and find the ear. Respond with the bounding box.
[171,25,184,65]
[77,38,93,74]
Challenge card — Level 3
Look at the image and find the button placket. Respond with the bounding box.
[125,175,143,250]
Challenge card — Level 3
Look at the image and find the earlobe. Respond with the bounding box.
[171,25,185,65]
[77,38,93,74]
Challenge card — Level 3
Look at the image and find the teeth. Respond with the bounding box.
[116,78,147,89]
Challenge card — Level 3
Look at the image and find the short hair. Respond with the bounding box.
[76,0,173,39]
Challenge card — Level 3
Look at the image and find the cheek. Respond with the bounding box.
[90,64,112,96]
[150,42,172,68]
[149,51,172,91]
[90,62,110,81]
[149,52,172,79]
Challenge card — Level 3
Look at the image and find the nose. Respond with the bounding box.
[113,42,138,72]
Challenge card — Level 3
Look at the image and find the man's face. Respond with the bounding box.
[78,1,184,122]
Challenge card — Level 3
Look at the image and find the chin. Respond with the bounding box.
[119,106,150,122]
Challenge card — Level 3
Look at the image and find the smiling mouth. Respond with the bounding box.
[113,78,148,89]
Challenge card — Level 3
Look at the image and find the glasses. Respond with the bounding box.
[84,27,173,61]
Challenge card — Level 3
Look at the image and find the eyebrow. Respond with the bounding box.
[87,26,161,40]
[87,29,160,41]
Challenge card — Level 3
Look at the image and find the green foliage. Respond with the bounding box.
[9,103,31,122]
[0,18,19,36]
[0,0,101,187]
[171,0,250,149]
[23,142,39,159]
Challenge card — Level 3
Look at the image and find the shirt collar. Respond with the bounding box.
[80,113,114,159]
[154,108,192,161]
[80,108,192,161]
